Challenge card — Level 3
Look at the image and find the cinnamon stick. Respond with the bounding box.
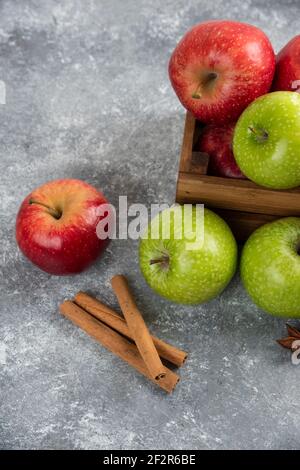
[60,300,179,393]
[74,291,187,367]
[111,275,166,381]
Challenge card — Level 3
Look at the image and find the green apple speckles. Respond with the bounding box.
[241,217,300,317]
[233,91,300,189]
[139,206,237,305]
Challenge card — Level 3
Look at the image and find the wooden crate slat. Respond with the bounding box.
[179,112,196,172]
[176,172,300,216]
[213,209,277,241]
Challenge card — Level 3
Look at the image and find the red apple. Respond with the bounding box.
[198,122,246,179]
[16,179,110,275]
[272,35,300,92]
[169,20,275,124]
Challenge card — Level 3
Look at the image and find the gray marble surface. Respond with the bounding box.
[1,0,300,450]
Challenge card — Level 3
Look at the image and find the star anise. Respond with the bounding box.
[277,324,300,351]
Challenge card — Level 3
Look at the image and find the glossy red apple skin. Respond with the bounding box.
[169,20,275,124]
[16,179,110,275]
[198,123,246,179]
[272,35,300,92]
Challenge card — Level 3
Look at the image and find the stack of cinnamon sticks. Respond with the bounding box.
[60,274,187,393]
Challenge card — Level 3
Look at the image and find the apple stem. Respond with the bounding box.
[192,82,202,99]
[192,72,218,99]
[29,199,62,220]
[150,256,169,267]
[248,126,269,143]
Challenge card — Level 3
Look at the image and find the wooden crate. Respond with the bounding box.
[176,112,300,241]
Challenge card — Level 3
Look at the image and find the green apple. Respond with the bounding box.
[233,91,300,189]
[139,205,237,304]
[241,217,300,317]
